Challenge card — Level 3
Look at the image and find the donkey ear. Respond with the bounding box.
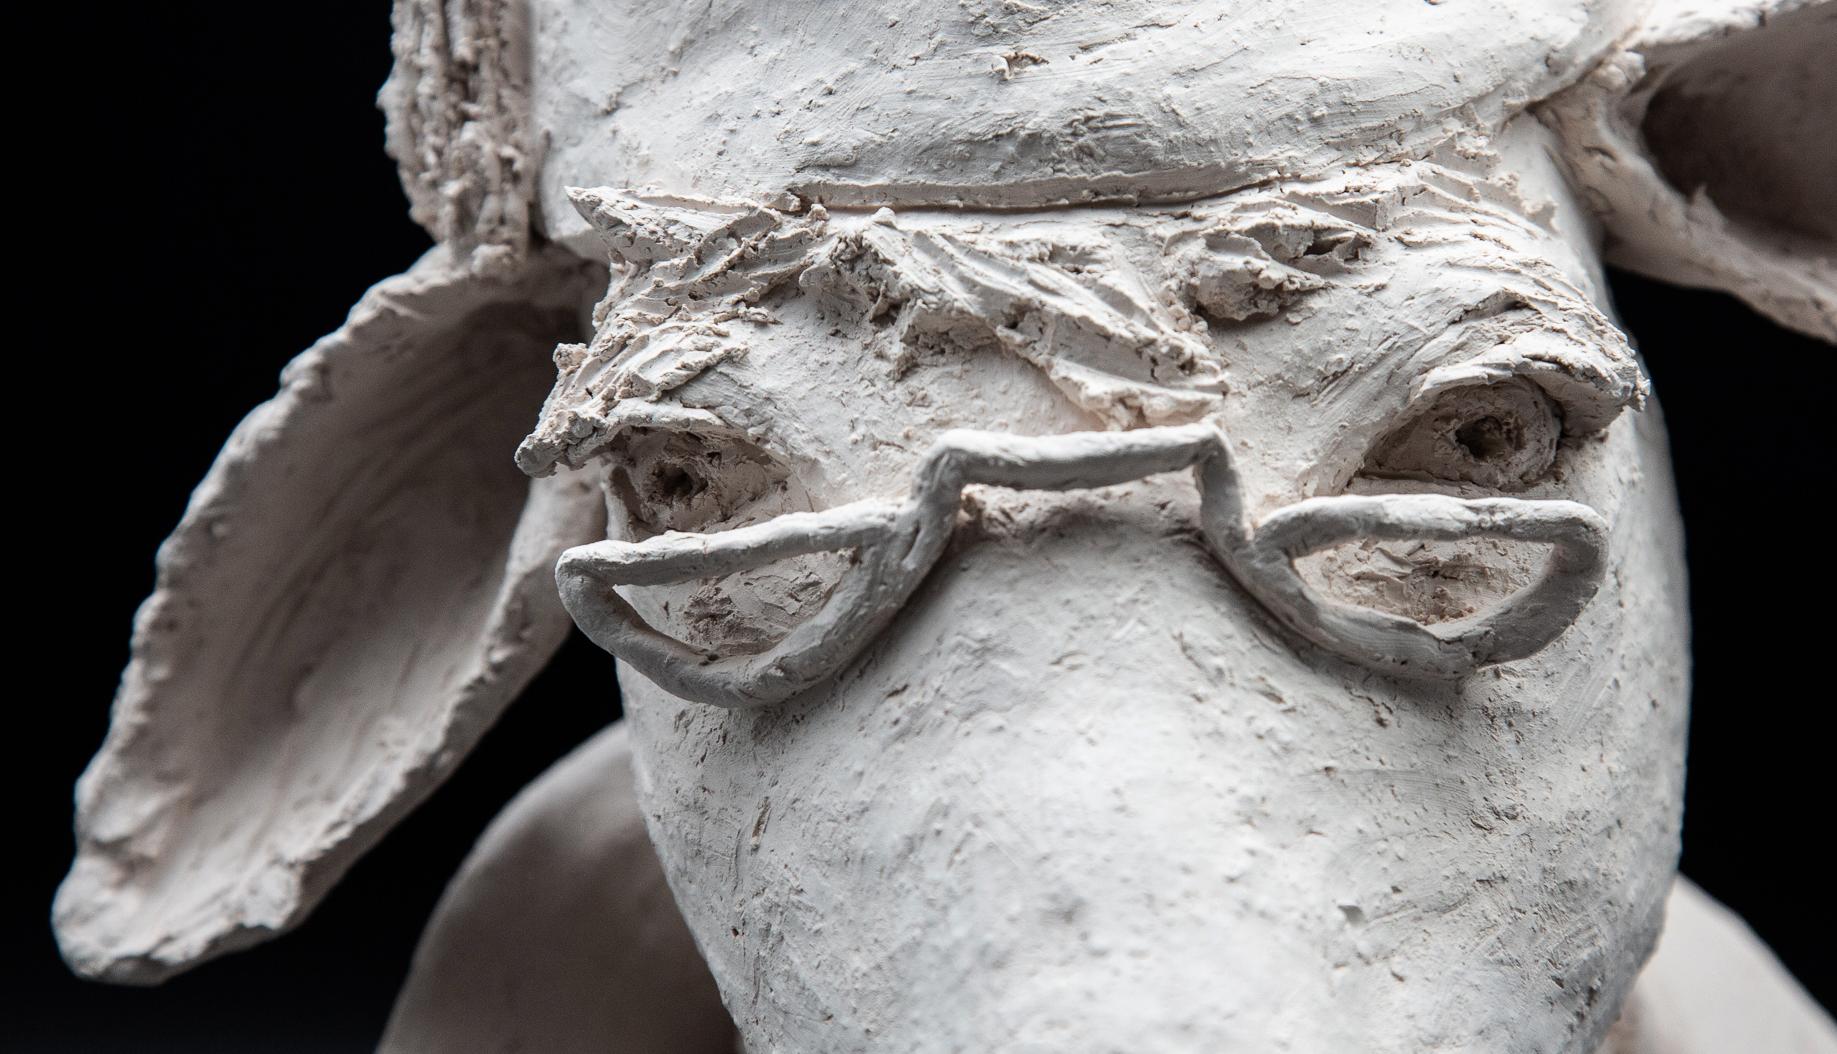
[54,246,607,983]
[1540,0,1835,343]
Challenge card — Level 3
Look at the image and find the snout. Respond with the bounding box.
[615,481,1671,1053]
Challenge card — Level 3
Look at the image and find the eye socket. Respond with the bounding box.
[603,428,794,539]
[597,427,849,655]
[1363,379,1562,490]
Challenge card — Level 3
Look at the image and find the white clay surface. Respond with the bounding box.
[1540,0,1836,341]
[55,1,1837,1050]
[566,120,1694,1052]
[382,0,541,272]
[520,0,1651,247]
[55,248,605,982]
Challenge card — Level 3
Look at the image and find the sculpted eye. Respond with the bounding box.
[1300,379,1575,628]
[598,427,849,655]
[1363,379,1562,490]
[604,428,797,539]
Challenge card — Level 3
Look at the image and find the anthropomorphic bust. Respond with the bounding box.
[56,2,1835,1052]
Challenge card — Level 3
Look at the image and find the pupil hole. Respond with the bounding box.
[1454,416,1517,462]
[651,464,705,503]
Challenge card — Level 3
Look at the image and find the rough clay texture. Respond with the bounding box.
[56,0,1837,1050]
[522,0,1650,247]
[597,121,1696,1052]
[521,141,1644,506]
[382,0,541,271]
[54,247,605,983]
[1540,0,1837,341]
[379,721,735,1054]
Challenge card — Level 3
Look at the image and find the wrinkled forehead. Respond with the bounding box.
[528,0,1643,243]
[516,152,1644,482]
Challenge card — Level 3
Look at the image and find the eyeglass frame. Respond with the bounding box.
[556,419,1608,709]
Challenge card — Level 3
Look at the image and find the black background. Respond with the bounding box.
[11,5,1832,1049]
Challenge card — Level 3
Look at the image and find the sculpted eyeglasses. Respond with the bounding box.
[556,420,1608,709]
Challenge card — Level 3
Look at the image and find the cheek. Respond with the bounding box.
[623,424,1687,1052]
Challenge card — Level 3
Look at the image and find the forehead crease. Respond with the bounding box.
[520,157,1644,477]
[531,0,1643,217]
[535,193,1243,453]
[1225,177,1641,420]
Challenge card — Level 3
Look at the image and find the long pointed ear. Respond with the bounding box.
[379,722,735,1054]
[55,246,607,983]
[1540,0,1835,343]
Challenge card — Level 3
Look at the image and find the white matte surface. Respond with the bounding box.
[54,2,1837,1050]
[55,248,605,982]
